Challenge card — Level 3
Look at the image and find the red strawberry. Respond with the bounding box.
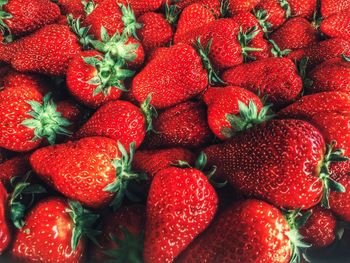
[204,119,346,209]
[144,101,213,149]
[177,200,294,263]
[90,205,145,262]
[228,0,262,15]
[133,148,196,179]
[0,182,10,254]
[56,0,104,18]
[320,10,350,40]
[75,99,153,149]
[299,207,337,248]
[203,86,268,140]
[0,155,30,184]
[307,55,350,94]
[12,198,99,262]
[222,57,303,108]
[144,165,218,263]
[288,0,316,18]
[321,0,350,18]
[173,0,221,16]
[0,0,60,40]
[30,137,146,209]
[128,0,163,16]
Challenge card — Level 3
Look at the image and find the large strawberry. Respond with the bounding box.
[30,137,146,209]
[0,0,60,41]
[0,182,10,254]
[128,0,163,16]
[321,0,350,17]
[320,10,350,40]
[11,198,99,262]
[144,163,218,262]
[222,57,303,108]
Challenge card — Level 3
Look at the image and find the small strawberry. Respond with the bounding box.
[222,57,303,108]
[12,198,99,262]
[0,181,10,254]
[0,155,30,184]
[30,137,146,209]
[320,10,350,40]
[144,101,213,149]
[228,0,261,15]
[321,0,350,18]
[144,159,218,263]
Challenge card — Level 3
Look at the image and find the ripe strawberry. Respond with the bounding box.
[144,165,218,263]
[177,200,295,263]
[75,99,154,149]
[204,119,347,209]
[307,55,350,94]
[299,206,337,248]
[128,0,163,16]
[144,101,213,149]
[0,155,30,184]
[270,17,318,50]
[133,148,195,179]
[0,0,60,40]
[222,57,303,108]
[203,86,269,140]
[320,10,350,40]
[12,198,99,262]
[321,0,350,18]
[30,137,146,209]
[90,205,145,262]
[228,0,262,15]
[173,0,221,16]
[0,182,10,254]
[56,0,104,18]
[137,12,174,55]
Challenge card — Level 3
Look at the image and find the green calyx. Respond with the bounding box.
[341,54,350,63]
[278,0,292,19]
[67,14,94,50]
[221,100,275,139]
[297,56,313,91]
[140,94,157,133]
[21,93,72,145]
[219,0,230,18]
[319,141,348,209]
[82,0,97,15]
[119,3,142,40]
[165,2,180,24]
[83,52,135,96]
[0,0,12,43]
[269,39,291,58]
[90,27,139,63]
[9,173,47,229]
[237,26,263,62]
[194,37,225,85]
[66,200,101,251]
[103,142,148,211]
[103,227,144,263]
[253,9,272,36]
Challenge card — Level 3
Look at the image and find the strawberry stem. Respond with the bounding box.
[82,0,97,15]
[342,54,350,63]
[278,0,292,19]
[119,3,142,40]
[67,14,94,49]
[165,1,180,24]
[253,9,272,36]
[238,26,263,62]
[140,94,157,133]
[269,39,291,58]
[0,0,12,43]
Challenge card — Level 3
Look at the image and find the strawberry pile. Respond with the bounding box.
[0,0,350,262]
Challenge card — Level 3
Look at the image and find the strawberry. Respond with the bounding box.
[56,0,103,18]
[0,182,10,254]
[75,99,154,149]
[133,148,195,179]
[90,204,145,262]
[12,198,99,262]
[270,17,318,50]
[0,0,60,41]
[0,155,30,184]
[204,119,347,209]
[144,164,218,262]
[128,0,163,16]
[307,55,350,94]
[177,200,297,263]
[30,137,146,209]
[137,12,174,55]
[144,101,213,149]
[222,57,303,108]
[299,206,337,248]
[320,10,350,40]
[172,0,221,16]
[203,86,270,140]
[228,0,262,15]
[321,0,350,18]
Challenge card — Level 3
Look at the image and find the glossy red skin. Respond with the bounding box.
[228,0,261,15]
[177,199,291,263]
[30,137,121,208]
[0,155,30,184]
[321,0,350,17]
[3,0,60,36]
[0,40,25,64]
[2,70,49,94]
[256,0,287,29]
[329,172,350,223]
[133,148,196,179]
[10,24,81,76]
[91,205,145,262]
[271,17,318,50]
[75,100,146,149]
[203,86,263,140]
[288,0,316,19]
[131,44,208,109]
[0,182,10,254]
[173,3,215,45]
[137,12,173,55]
[12,197,84,262]
[300,206,337,248]
[126,37,145,69]
[57,0,104,18]
[144,167,218,263]
[128,0,163,16]
[307,58,350,94]
[321,11,350,40]
[172,0,221,16]
[145,101,213,149]
[222,57,303,108]
[66,50,123,109]
[204,119,325,209]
